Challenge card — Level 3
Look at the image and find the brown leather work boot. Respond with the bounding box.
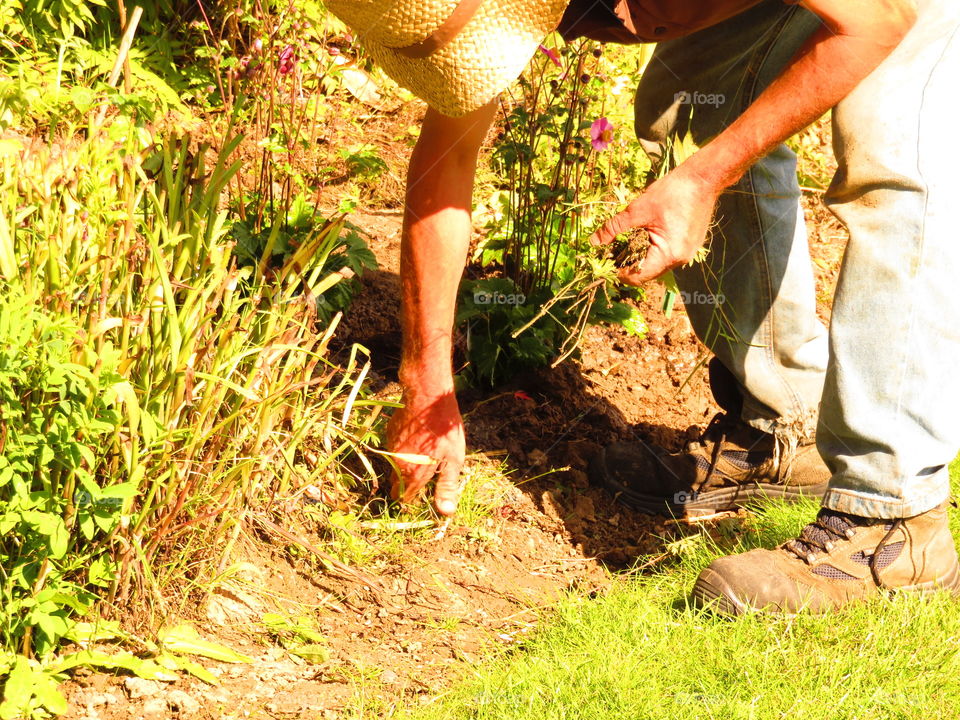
[693,502,960,616]
[589,359,829,518]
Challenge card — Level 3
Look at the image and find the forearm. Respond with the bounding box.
[683,0,916,189]
[398,103,497,397]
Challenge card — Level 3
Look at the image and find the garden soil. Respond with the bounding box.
[61,131,846,719]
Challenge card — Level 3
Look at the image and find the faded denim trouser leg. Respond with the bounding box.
[634,0,960,517]
[818,0,960,518]
[634,0,828,443]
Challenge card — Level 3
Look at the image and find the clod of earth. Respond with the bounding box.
[612,227,651,271]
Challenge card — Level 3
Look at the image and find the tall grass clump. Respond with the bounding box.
[0,107,381,713]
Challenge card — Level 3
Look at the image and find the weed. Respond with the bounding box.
[461,40,652,385]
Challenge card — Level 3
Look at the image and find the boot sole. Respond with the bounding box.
[590,449,828,519]
[693,561,960,618]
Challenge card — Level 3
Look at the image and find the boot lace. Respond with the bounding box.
[785,509,904,587]
[694,413,737,488]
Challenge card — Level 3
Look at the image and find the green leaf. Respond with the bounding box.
[69,86,95,113]
[32,674,68,716]
[619,304,647,337]
[87,555,116,587]
[49,650,176,682]
[0,657,67,716]
[0,511,18,534]
[158,623,252,664]
[99,482,140,499]
[0,656,34,719]
[63,620,125,644]
[287,643,330,664]
[47,515,69,558]
[157,653,220,685]
[34,611,71,645]
[659,270,680,295]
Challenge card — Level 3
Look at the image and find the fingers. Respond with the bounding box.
[390,460,437,505]
[591,193,659,247]
[390,458,462,517]
[433,457,464,517]
[617,242,671,285]
[589,209,632,248]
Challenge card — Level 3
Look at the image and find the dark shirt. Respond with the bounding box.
[558,0,770,43]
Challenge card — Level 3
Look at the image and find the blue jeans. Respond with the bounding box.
[633,0,960,518]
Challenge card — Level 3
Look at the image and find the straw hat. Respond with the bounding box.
[326,0,571,117]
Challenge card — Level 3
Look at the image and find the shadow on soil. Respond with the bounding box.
[332,262,717,570]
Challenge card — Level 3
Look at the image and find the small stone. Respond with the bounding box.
[234,561,267,583]
[528,449,548,467]
[540,490,563,522]
[208,689,231,704]
[265,696,302,714]
[380,669,398,684]
[568,470,589,489]
[86,691,118,710]
[573,495,596,523]
[206,584,262,625]
[123,677,161,699]
[142,697,167,718]
[167,689,201,715]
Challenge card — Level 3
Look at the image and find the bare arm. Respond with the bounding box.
[593,0,918,280]
[386,101,497,515]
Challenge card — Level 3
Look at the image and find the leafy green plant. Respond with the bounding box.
[340,146,388,183]
[230,192,377,322]
[0,291,130,718]
[260,612,330,664]
[461,40,651,385]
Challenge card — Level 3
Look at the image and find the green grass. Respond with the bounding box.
[403,457,960,720]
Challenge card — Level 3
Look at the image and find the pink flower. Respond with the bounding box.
[590,117,615,151]
[538,44,562,69]
[278,45,296,75]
